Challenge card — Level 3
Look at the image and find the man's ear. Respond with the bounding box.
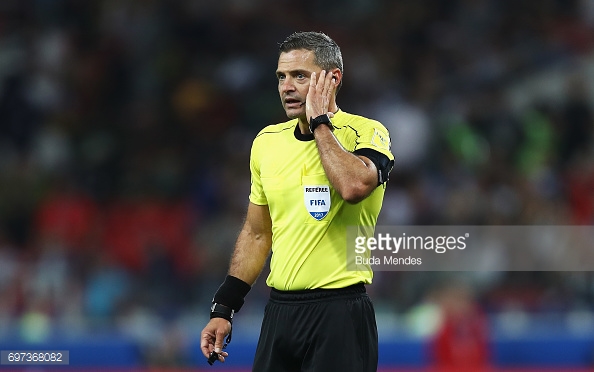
[330,68,342,85]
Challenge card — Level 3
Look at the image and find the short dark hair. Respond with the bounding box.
[279,31,343,91]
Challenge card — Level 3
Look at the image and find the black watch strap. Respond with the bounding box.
[309,114,332,133]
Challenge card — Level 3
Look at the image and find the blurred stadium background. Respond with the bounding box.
[0,0,594,370]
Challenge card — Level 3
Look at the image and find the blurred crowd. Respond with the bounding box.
[1,0,594,366]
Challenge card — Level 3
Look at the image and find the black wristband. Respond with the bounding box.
[212,275,252,312]
[210,303,234,323]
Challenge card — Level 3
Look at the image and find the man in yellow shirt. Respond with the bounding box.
[201,31,394,371]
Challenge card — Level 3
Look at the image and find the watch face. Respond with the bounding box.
[211,303,216,312]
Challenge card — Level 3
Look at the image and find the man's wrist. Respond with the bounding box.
[210,303,234,323]
[309,114,333,133]
[212,275,252,312]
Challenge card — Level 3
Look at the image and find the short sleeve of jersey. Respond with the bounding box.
[248,135,268,205]
[353,120,394,162]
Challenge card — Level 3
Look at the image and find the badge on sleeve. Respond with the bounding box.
[304,185,331,220]
[371,128,390,150]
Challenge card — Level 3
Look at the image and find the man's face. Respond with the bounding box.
[276,49,320,120]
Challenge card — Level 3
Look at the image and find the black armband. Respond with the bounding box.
[353,148,394,185]
[212,275,252,312]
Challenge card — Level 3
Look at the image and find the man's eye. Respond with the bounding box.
[296,74,305,79]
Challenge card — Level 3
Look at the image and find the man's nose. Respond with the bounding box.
[280,77,295,92]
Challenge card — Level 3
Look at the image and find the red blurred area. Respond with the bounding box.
[35,192,199,274]
[35,189,99,250]
[429,284,490,370]
[101,199,196,273]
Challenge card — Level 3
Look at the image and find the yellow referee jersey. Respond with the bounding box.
[249,110,394,290]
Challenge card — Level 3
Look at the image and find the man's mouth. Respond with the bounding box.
[284,98,304,109]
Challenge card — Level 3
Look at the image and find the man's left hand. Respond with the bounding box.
[306,70,337,124]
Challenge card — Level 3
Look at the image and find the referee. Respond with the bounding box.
[200,31,394,372]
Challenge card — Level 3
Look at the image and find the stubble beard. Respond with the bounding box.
[284,106,306,121]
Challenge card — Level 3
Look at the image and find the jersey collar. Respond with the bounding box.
[294,122,314,142]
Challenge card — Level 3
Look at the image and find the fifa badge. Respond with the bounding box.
[304,185,331,221]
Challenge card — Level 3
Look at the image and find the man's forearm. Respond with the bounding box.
[211,203,272,315]
[228,226,271,286]
[313,124,378,203]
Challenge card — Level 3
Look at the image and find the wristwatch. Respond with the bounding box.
[309,114,333,133]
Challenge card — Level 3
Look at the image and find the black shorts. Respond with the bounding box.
[252,283,378,372]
